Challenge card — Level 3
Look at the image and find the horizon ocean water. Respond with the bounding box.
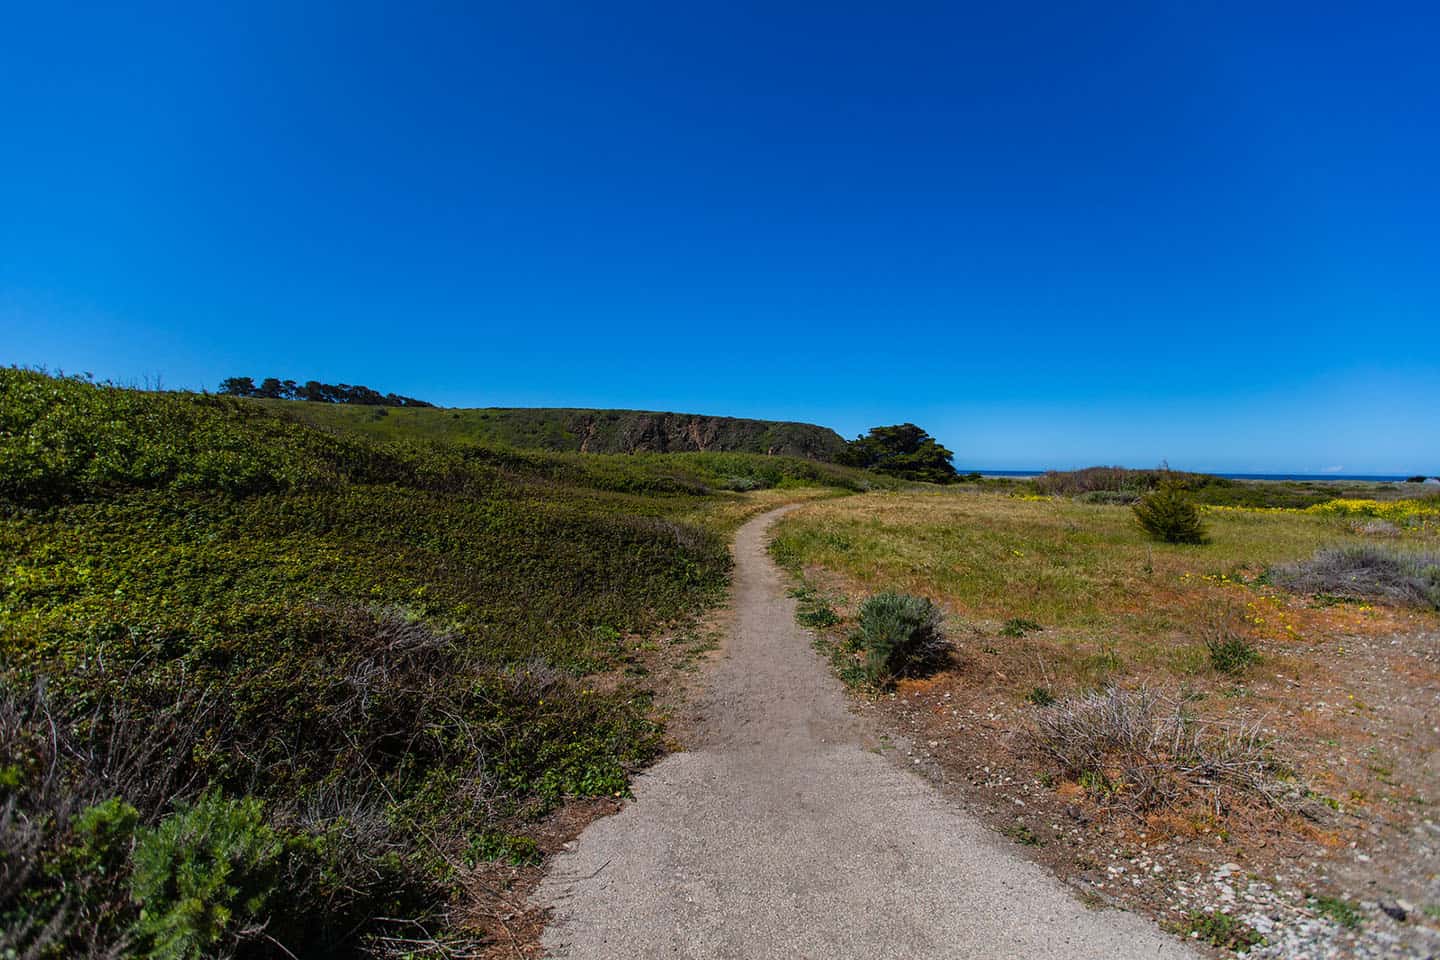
[968,470,1434,483]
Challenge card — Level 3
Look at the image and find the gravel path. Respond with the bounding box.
[534,506,1199,959]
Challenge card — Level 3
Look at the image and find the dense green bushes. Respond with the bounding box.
[129,793,282,960]
[0,370,418,505]
[0,369,867,957]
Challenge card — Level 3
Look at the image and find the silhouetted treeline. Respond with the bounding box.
[219,376,435,407]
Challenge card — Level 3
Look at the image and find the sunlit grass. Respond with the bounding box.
[771,490,1373,631]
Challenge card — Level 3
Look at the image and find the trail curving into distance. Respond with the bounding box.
[534,506,1197,959]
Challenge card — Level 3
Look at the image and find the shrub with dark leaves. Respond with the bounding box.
[1132,484,1208,544]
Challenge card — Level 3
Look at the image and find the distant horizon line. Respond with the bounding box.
[962,468,1438,481]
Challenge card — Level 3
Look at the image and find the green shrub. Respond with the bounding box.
[1132,484,1208,544]
[70,797,141,877]
[129,792,282,960]
[853,593,947,684]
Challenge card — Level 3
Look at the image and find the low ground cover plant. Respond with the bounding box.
[1206,632,1260,675]
[1182,911,1265,951]
[1310,894,1364,930]
[1304,497,1440,528]
[789,587,842,628]
[1001,617,1042,637]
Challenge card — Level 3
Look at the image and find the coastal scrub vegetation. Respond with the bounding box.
[279,401,851,461]
[0,368,877,957]
[1030,465,1438,510]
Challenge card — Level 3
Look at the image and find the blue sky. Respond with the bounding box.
[3,1,1437,473]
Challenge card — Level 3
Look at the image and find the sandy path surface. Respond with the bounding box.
[534,506,1198,959]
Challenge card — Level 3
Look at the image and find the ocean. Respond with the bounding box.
[965,470,1426,483]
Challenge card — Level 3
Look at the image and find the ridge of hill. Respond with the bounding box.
[269,400,850,460]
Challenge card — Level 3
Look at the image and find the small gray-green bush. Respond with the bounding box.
[854,593,947,684]
[1272,545,1440,610]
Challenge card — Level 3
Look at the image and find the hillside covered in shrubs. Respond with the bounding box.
[0,369,877,958]
[280,401,851,461]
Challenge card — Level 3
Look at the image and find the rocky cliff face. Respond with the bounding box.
[464,407,848,459]
[275,401,851,461]
[562,410,847,459]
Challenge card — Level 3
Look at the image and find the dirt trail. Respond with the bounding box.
[534,506,1198,959]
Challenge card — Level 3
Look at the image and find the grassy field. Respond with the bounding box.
[0,370,880,959]
[273,400,849,460]
[772,488,1438,689]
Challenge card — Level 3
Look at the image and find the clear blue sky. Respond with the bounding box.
[3,1,1437,474]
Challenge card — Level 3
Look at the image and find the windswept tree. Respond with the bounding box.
[215,376,434,407]
[836,423,959,484]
